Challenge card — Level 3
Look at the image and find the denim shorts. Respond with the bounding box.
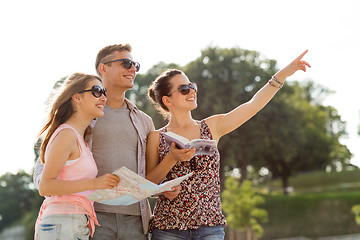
[35,214,90,240]
[151,225,225,240]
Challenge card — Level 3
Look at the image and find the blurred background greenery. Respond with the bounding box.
[1,46,358,240]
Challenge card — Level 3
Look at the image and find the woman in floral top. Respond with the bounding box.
[146,51,310,239]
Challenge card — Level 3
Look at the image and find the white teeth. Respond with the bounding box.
[188,98,195,100]
[97,105,104,109]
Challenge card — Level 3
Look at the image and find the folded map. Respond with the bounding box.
[88,167,192,205]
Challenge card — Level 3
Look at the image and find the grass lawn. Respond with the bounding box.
[249,169,360,239]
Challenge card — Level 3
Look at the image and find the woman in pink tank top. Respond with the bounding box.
[146,51,310,240]
[35,73,120,239]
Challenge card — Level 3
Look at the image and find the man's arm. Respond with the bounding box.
[33,158,43,190]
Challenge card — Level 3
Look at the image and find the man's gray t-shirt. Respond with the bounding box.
[92,103,140,215]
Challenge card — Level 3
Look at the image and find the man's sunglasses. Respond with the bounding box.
[103,58,140,72]
[168,83,198,96]
[79,85,107,98]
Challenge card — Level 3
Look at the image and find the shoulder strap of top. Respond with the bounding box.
[159,126,167,133]
[198,119,214,140]
[47,124,85,153]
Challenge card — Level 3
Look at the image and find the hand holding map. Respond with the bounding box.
[88,167,192,205]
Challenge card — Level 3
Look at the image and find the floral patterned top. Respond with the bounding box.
[149,120,227,231]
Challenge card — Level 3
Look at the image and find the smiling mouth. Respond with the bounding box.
[124,75,134,80]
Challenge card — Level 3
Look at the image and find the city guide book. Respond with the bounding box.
[88,167,192,205]
[163,131,217,156]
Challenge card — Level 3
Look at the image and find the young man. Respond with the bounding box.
[90,43,154,239]
[34,43,154,239]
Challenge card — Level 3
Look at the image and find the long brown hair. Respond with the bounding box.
[39,73,102,163]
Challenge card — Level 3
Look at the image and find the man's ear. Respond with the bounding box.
[99,63,106,76]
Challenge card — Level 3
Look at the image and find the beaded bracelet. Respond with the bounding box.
[268,80,281,89]
[268,75,284,89]
[271,76,284,87]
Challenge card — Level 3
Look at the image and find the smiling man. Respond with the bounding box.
[90,44,155,239]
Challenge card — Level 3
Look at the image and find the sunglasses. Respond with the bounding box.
[103,58,140,72]
[79,85,107,98]
[168,83,198,96]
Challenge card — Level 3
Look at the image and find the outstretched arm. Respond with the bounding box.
[206,50,311,141]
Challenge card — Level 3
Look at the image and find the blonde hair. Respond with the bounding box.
[39,73,102,163]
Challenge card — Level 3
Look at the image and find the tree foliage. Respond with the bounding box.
[183,46,278,185]
[122,45,352,194]
[0,172,42,235]
[222,177,268,237]
[252,81,352,193]
[352,204,360,225]
[182,46,351,193]
[0,46,355,239]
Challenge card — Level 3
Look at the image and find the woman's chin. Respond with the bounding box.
[190,103,198,110]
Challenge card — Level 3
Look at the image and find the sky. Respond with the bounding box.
[0,0,359,176]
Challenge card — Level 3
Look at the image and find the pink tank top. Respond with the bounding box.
[35,124,99,236]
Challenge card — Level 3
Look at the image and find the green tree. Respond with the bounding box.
[183,46,351,193]
[251,81,352,193]
[180,46,278,186]
[0,143,46,239]
[351,204,360,225]
[222,177,268,238]
[0,172,40,233]
[130,46,275,186]
[129,45,352,194]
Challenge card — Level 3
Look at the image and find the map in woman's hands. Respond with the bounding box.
[88,167,192,205]
[164,131,217,156]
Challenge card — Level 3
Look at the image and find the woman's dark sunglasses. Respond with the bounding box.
[103,58,140,72]
[79,85,107,98]
[168,83,198,96]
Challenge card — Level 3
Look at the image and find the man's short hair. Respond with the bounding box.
[95,43,132,77]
